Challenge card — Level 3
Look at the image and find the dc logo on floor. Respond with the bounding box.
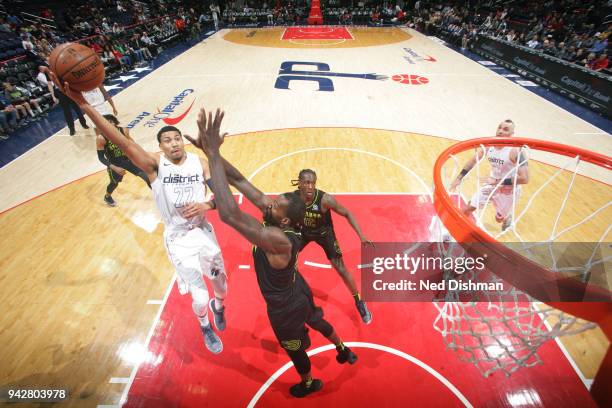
[274,61,429,91]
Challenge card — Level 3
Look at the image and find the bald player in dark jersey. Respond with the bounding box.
[96,114,150,206]
[293,169,372,324]
[186,107,357,398]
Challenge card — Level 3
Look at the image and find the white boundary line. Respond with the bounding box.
[109,377,130,384]
[240,147,432,204]
[246,341,473,408]
[117,277,176,406]
[304,260,332,269]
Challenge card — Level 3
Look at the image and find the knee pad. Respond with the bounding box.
[190,285,210,317]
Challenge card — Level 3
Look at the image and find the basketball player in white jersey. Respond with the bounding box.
[55,75,227,354]
[81,85,118,138]
[450,119,529,231]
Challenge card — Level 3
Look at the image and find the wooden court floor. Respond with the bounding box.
[0,27,609,407]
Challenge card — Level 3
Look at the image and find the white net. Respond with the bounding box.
[431,141,611,378]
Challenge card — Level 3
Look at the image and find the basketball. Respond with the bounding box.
[48,42,105,91]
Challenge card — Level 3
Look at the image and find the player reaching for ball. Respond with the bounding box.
[450,119,529,231]
[187,106,358,398]
[52,73,229,355]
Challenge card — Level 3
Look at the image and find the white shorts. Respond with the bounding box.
[470,184,520,219]
[164,222,226,291]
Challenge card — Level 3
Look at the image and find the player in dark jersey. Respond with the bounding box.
[293,169,373,324]
[96,114,150,206]
[186,107,357,398]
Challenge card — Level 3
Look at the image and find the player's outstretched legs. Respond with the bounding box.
[208,267,227,331]
[330,257,372,324]
[190,281,223,354]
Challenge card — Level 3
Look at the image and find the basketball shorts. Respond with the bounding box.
[470,184,521,219]
[164,222,226,291]
[268,292,329,353]
[300,227,342,260]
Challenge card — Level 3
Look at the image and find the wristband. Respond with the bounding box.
[502,178,513,185]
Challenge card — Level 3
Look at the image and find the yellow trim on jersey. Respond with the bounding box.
[306,189,319,209]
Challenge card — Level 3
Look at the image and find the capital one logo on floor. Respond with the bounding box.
[402,47,437,64]
[127,89,196,129]
[274,61,429,92]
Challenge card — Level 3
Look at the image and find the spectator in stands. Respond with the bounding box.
[37,66,88,136]
[589,33,608,53]
[0,18,11,33]
[371,8,381,26]
[584,52,597,69]
[558,45,577,61]
[111,42,133,69]
[339,9,353,25]
[3,82,43,119]
[0,103,18,139]
[211,3,221,31]
[541,38,557,56]
[140,32,158,57]
[590,53,608,71]
[572,47,588,63]
[21,33,36,53]
[6,14,22,28]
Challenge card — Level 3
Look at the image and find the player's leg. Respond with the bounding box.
[166,232,223,354]
[493,189,518,231]
[200,225,228,331]
[273,314,323,398]
[186,271,222,354]
[466,183,495,218]
[104,167,125,207]
[203,253,228,331]
[304,302,358,364]
[320,231,372,324]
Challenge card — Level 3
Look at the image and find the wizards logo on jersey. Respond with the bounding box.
[163,173,200,184]
[274,61,429,91]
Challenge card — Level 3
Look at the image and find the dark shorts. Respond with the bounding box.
[300,227,342,260]
[268,282,330,352]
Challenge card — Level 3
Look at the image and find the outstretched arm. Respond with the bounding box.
[322,193,373,246]
[184,134,272,212]
[194,107,291,259]
[449,147,486,192]
[52,74,158,179]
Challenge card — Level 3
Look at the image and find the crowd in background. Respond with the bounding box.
[0,0,609,139]
[412,0,610,73]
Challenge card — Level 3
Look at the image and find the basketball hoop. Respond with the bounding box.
[432,137,612,406]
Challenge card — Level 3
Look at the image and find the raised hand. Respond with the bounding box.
[194,107,228,156]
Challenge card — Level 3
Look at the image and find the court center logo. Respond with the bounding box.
[127,89,196,129]
[274,61,429,91]
[402,47,437,64]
